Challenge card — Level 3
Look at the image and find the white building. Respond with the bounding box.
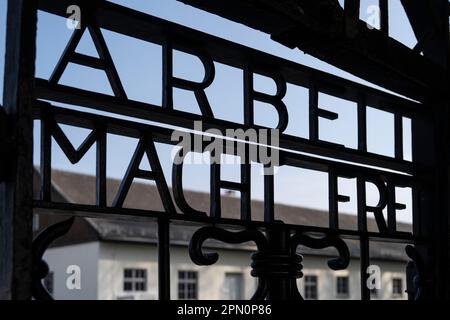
[35,170,409,300]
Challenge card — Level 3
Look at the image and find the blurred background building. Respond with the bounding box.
[36,170,408,300]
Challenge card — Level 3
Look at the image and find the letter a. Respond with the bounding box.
[49,16,127,99]
[112,135,176,214]
[66,265,81,290]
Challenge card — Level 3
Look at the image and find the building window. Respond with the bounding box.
[304,275,318,300]
[123,268,147,292]
[222,273,243,300]
[392,278,403,297]
[43,271,54,294]
[178,271,198,300]
[336,276,349,298]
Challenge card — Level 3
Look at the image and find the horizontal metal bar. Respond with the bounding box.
[317,108,339,121]
[33,102,419,181]
[33,200,420,244]
[220,181,246,191]
[337,195,351,203]
[34,81,417,174]
[70,52,105,70]
[135,169,156,180]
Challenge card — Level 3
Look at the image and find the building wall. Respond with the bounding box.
[43,242,100,300]
[46,241,407,300]
[97,242,257,300]
[168,244,257,300]
[97,241,159,300]
[299,256,407,300]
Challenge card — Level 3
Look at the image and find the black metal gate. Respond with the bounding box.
[0,0,449,300]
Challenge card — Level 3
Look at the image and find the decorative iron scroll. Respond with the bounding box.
[32,217,74,300]
[290,233,350,271]
[189,226,350,300]
[405,245,428,300]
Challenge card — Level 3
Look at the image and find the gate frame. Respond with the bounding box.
[0,0,449,300]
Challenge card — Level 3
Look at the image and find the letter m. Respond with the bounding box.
[40,112,107,205]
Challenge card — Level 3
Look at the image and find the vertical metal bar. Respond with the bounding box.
[243,64,254,127]
[162,40,173,110]
[357,177,367,232]
[409,0,450,300]
[394,114,403,160]
[429,0,450,300]
[360,236,370,300]
[96,124,107,206]
[386,180,397,233]
[240,160,251,221]
[427,107,450,300]
[411,186,421,237]
[444,14,450,292]
[240,142,251,221]
[158,218,171,300]
[357,171,371,300]
[264,168,275,223]
[411,113,436,299]
[0,107,7,182]
[357,95,367,153]
[344,0,361,38]
[309,82,319,141]
[266,227,291,300]
[210,163,221,218]
[328,170,339,229]
[40,111,52,202]
[0,0,37,300]
[379,0,389,36]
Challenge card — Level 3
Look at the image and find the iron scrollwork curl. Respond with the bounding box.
[189,226,269,300]
[189,226,268,265]
[290,232,350,271]
[288,231,350,300]
[189,225,350,300]
[32,217,75,300]
[405,244,427,300]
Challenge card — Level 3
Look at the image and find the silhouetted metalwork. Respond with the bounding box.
[189,226,349,300]
[0,106,8,182]
[31,217,74,300]
[181,0,447,101]
[1,0,448,300]
[405,245,427,300]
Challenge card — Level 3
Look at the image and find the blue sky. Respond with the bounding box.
[0,0,417,224]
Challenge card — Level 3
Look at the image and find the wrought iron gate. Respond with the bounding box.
[0,0,449,300]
